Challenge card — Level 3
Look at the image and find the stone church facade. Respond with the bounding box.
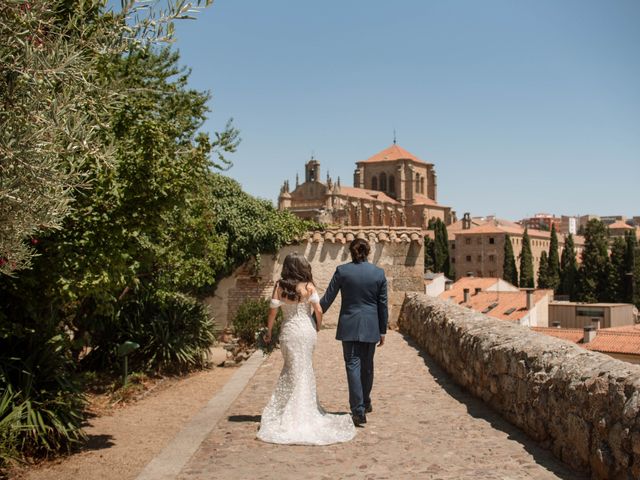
[277,144,453,227]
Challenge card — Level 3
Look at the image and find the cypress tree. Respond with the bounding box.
[559,233,578,300]
[519,228,535,288]
[605,237,626,302]
[424,235,435,273]
[435,219,452,278]
[547,224,561,291]
[537,251,549,288]
[503,234,518,286]
[576,219,610,302]
[623,232,637,304]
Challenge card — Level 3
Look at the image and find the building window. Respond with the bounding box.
[489,237,495,244]
[451,258,456,263]
[577,308,604,318]
[415,175,420,193]
[477,237,482,245]
[372,176,378,190]
[466,255,472,262]
[389,175,395,193]
[489,254,495,262]
[420,177,425,194]
[465,238,471,245]
[451,243,456,250]
[380,172,387,191]
[489,270,496,277]
[477,255,482,262]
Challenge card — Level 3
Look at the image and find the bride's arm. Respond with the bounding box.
[265,284,281,343]
[265,307,278,343]
[309,285,323,331]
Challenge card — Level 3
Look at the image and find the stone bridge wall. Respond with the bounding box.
[398,293,640,479]
[205,228,425,328]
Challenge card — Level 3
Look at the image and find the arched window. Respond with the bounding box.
[371,176,378,190]
[415,175,420,192]
[420,177,425,194]
[380,172,387,191]
[389,175,395,193]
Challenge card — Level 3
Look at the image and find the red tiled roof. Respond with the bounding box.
[412,194,439,206]
[337,186,399,204]
[459,290,551,321]
[533,327,640,356]
[439,277,503,303]
[532,327,584,343]
[361,144,428,164]
[608,220,633,230]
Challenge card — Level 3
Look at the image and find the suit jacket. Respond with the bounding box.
[320,260,388,343]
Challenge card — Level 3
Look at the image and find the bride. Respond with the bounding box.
[257,253,356,445]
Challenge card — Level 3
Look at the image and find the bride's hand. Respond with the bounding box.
[263,331,272,343]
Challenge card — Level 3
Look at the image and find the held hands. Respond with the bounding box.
[263,331,272,344]
[378,335,385,347]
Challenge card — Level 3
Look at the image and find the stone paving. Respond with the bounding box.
[177,330,587,480]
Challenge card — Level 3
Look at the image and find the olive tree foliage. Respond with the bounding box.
[0,0,212,275]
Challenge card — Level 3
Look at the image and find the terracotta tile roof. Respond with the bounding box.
[456,221,558,240]
[608,220,634,230]
[300,227,426,245]
[337,186,399,204]
[531,327,584,343]
[457,290,551,321]
[360,144,429,165]
[586,331,640,355]
[439,277,503,303]
[533,327,640,356]
[412,194,439,206]
[602,324,640,333]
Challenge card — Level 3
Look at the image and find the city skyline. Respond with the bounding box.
[161,0,639,219]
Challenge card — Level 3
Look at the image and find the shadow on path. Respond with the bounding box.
[227,415,261,423]
[398,332,587,480]
[78,434,116,452]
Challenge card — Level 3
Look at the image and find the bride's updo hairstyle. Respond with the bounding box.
[278,253,314,301]
[349,238,370,263]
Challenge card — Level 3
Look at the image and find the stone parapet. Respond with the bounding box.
[206,228,425,328]
[398,293,640,479]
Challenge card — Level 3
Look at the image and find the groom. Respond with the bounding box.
[320,238,388,427]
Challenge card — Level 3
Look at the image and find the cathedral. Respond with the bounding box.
[277,144,453,228]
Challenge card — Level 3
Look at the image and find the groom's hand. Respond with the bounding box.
[377,335,385,347]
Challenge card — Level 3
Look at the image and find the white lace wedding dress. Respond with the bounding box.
[257,292,356,445]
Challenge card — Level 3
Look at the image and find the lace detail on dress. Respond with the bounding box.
[257,292,355,445]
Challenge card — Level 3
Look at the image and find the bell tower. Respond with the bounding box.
[305,157,320,183]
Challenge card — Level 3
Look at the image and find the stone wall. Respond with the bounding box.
[205,228,425,328]
[398,293,640,479]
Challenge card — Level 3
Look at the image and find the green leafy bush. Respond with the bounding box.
[0,390,21,468]
[233,299,282,345]
[0,327,86,460]
[81,290,217,373]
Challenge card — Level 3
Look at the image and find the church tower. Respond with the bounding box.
[305,157,320,183]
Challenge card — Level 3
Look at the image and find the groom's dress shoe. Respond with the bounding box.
[365,404,372,413]
[352,413,367,427]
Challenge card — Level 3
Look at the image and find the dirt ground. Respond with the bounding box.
[9,364,237,480]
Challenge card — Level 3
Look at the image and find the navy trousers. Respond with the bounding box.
[342,341,376,416]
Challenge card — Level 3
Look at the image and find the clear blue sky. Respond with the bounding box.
[140,1,640,220]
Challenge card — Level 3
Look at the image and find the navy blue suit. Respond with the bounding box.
[320,260,388,416]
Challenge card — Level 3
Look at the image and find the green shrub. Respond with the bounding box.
[80,290,217,373]
[0,328,86,460]
[232,298,282,345]
[0,390,21,468]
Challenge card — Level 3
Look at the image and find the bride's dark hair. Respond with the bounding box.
[278,253,314,301]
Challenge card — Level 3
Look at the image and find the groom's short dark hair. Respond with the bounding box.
[349,238,370,263]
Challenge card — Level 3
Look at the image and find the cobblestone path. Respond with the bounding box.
[178,330,586,480]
